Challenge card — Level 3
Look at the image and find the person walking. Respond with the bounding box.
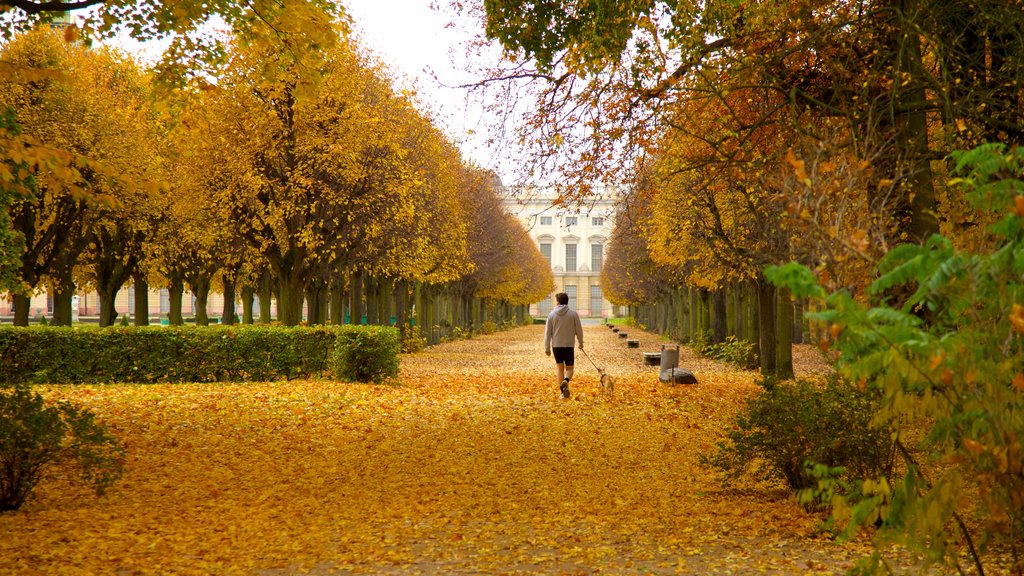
[544,292,584,399]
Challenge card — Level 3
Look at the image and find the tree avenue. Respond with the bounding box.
[478,0,1024,571]
[476,0,1023,375]
[0,9,551,333]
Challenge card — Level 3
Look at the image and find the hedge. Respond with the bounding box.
[0,325,400,384]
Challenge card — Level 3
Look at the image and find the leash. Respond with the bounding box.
[580,347,601,373]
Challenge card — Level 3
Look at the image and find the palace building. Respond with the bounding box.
[503,185,620,318]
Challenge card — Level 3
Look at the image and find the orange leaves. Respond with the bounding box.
[1010,304,1024,333]
[1014,196,1024,218]
[0,325,857,573]
[785,149,811,187]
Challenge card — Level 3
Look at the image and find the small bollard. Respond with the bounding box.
[618,332,628,338]
[627,339,639,348]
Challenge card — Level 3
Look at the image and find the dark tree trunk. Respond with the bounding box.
[276,272,306,326]
[757,280,778,376]
[329,283,345,325]
[365,275,379,325]
[51,283,74,326]
[133,274,149,326]
[712,289,728,344]
[168,276,184,326]
[222,277,236,326]
[192,277,211,326]
[13,293,30,326]
[241,285,255,324]
[304,279,327,325]
[258,275,272,323]
[350,271,364,325]
[98,284,119,327]
[777,288,795,379]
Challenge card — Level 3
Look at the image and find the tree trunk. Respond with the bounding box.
[897,0,938,242]
[276,273,306,326]
[378,277,392,326]
[734,288,744,339]
[168,277,184,326]
[396,280,408,338]
[98,284,119,327]
[757,280,778,376]
[221,277,236,325]
[329,282,345,325]
[193,277,211,326]
[699,289,711,337]
[258,276,272,323]
[305,280,326,325]
[51,282,74,326]
[712,289,728,344]
[241,285,255,324]
[12,293,29,326]
[350,271,364,324]
[792,298,804,345]
[776,287,795,379]
[133,274,149,326]
[365,275,379,325]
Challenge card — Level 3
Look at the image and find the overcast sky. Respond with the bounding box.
[343,0,497,171]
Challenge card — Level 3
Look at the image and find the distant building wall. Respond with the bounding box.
[503,185,620,318]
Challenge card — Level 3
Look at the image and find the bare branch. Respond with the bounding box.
[0,0,105,14]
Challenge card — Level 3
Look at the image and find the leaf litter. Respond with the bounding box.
[0,324,935,574]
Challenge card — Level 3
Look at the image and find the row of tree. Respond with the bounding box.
[0,6,552,333]
[478,0,1023,376]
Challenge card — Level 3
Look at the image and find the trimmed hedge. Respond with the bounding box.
[0,325,400,384]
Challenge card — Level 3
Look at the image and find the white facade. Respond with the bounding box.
[503,185,620,318]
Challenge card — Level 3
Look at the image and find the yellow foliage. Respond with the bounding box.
[0,325,876,574]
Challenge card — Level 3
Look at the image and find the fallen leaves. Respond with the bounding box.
[0,325,870,575]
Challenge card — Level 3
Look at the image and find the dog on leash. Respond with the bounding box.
[598,368,616,398]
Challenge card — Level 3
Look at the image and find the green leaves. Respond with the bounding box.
[768,144,1024,572]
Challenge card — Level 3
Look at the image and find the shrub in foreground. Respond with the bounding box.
[0,383,124,511]
[703,375,894,491]
[330,325,400,383]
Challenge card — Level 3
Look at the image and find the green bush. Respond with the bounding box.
[0,383,124,511]
[0,324,399,384]
[690,333,758,369]
[329,325,400,383]
[766,144,1024,572]
[480,320,498,335]
[702,375,894,491]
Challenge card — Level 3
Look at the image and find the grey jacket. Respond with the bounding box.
[544,304,584,352]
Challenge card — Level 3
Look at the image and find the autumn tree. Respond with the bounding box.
[0,28,158,326]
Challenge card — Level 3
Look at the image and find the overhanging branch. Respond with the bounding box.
[1,0,105,14]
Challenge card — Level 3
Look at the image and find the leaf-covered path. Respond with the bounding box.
[3,325,869,575]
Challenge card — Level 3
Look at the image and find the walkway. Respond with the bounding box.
[2,324,872,575]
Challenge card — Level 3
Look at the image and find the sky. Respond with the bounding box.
[88,1,507,178]
[342,1,494,166]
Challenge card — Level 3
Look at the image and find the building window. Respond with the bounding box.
[565,285,577,310]
[540,216,552,226]
[565,244,577,272]
[46,293,53,313]
[591,243,603,272]
[538,294,553,315]
[540,242,552,266]
[590,285,604,316]
[592,217,604,226]
[565,216,578,226]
